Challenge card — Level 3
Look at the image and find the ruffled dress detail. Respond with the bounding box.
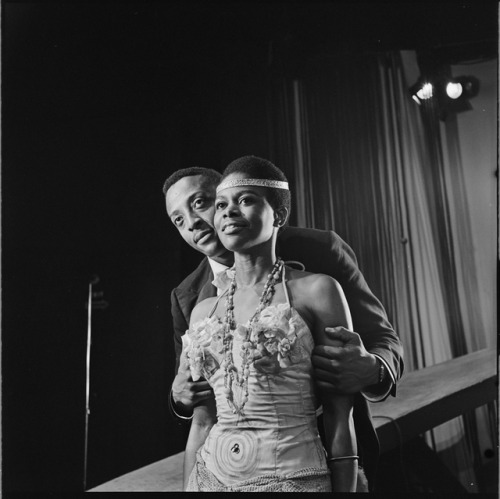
[181,267,331,492]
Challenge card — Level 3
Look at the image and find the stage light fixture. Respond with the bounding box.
[410,81,434,105]
[439,76,480,120]
[417,83,433,100]
[410,74,480,121]
[445,76,479,100]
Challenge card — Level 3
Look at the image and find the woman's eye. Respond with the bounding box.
[239,197,254,205]
[216,202,226,210]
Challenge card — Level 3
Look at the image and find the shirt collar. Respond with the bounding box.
[208,258,232,294]
[208,258,229,277]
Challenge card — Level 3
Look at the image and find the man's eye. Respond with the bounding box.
[173,216,183,227]
[193,198,206,209]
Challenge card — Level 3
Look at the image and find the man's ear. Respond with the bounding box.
[274,206,289,228]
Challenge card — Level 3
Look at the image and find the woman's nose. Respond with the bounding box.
[224,203,240,217]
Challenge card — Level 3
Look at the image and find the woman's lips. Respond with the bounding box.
[222,223,246,235]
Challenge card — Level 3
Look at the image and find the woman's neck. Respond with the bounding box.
[233,253,277,288]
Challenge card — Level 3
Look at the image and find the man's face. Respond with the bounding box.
[165,175,229,260]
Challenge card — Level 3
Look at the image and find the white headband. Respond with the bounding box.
[216,178,289,194]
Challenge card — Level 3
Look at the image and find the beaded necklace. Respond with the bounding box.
[222,257,284,415]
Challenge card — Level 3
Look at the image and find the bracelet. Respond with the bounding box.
[169,389,194,421]
[328,455,359,463]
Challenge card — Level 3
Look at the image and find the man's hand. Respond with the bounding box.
[172,350,214,415]
[312,326,379,394]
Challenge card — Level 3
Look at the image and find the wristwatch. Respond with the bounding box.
[378,359,387,384]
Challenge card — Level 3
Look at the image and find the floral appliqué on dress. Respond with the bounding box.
[183,303,306,381]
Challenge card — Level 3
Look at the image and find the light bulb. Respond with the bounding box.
[416,82,433,100]
[446,82,463,99]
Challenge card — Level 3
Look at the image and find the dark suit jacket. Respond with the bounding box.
[170,226,404,489]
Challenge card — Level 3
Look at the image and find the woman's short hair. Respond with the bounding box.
[221,156,291,226]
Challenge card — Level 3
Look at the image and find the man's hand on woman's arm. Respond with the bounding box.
[312,326,393,399]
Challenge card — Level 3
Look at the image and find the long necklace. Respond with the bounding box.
[222,257,284,415]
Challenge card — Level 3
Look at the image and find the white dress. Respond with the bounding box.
[182,267,331,492]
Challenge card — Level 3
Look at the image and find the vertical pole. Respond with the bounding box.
[83,281,93,491]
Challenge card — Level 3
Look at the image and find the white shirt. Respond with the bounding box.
[208,258,230,295]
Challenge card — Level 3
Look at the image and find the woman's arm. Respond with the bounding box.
[182,298,219,489]
[322,393,357,492]
[183,398,216,490]
[307,274,357,492]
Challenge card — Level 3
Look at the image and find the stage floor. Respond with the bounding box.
[89,348,497,492]
[89,451,184,492]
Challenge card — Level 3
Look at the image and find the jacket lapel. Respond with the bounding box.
[197,279,217,303]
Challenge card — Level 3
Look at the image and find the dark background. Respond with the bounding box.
[1,1,497,493]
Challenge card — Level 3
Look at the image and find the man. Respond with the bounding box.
[164,163,404,490]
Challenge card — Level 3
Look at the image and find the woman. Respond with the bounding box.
[181,156,357,492]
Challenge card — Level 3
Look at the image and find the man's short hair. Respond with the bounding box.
[162,167,222,196]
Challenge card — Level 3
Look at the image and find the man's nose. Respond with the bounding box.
[186,214,203,231]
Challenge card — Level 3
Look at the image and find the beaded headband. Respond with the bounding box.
[216,178,289,194]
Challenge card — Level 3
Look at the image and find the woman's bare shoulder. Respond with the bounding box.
[285,267,341,294]
[285,266,351,332]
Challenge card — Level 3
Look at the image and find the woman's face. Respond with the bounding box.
[214,173,277,253]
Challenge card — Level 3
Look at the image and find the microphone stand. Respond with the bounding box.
[83,279,93,491]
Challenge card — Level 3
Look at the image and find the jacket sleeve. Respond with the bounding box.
[334,235,404,394]
[171,287,189,374]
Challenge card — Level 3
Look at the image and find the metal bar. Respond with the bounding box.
[83,281,93,491]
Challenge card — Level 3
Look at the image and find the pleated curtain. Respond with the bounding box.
[265,50,496,491]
